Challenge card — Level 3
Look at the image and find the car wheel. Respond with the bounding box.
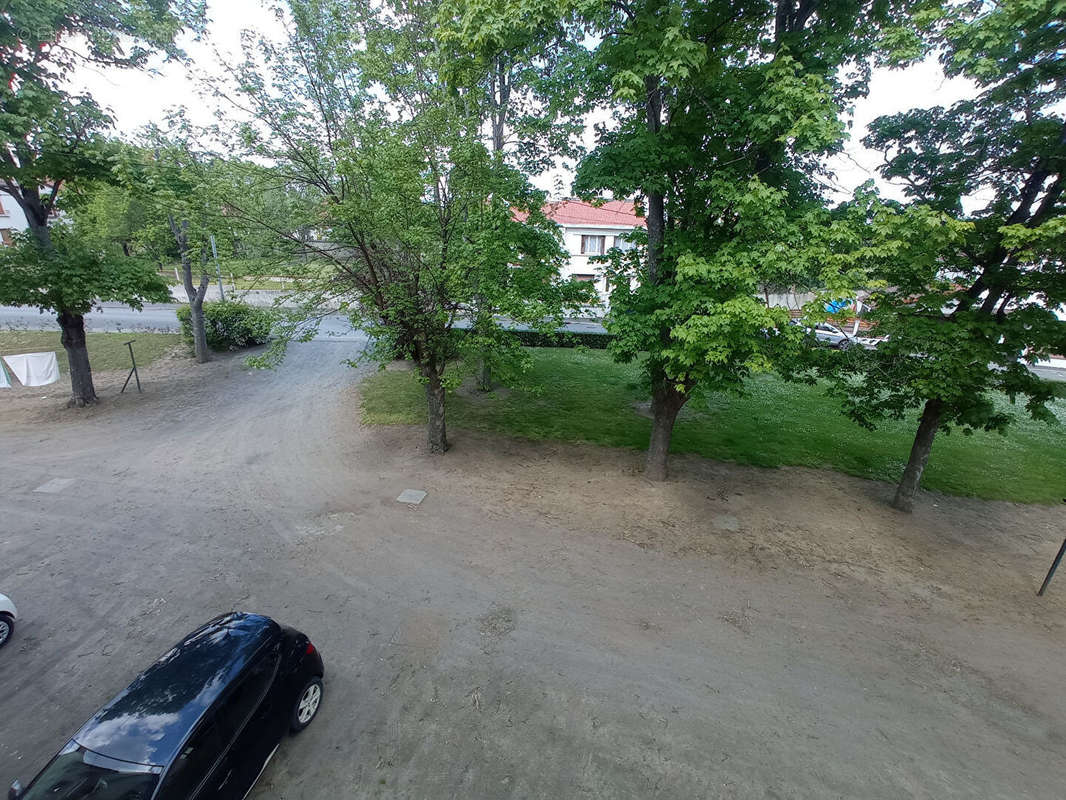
[291,676,323,733]
[837,338,852,350]
[0,614,13,649]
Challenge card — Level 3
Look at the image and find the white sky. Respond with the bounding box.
[69,0,978,202]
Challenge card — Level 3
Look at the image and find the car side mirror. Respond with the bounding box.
[9,780,22,800]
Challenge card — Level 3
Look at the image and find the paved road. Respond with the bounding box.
[0,303,365,341]
[1031,363,1066,382]
[1,342,1064,798]
[0,304,610,340]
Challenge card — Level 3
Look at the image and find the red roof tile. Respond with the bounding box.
[516,199,646,228]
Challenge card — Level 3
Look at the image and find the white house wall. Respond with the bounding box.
[558,224,640,304]
[0,193,30,244]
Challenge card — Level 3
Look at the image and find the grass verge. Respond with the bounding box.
[0,331,183,374]
[361,348,1066,503]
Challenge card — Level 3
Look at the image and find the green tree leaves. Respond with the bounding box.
[0,225,170,315]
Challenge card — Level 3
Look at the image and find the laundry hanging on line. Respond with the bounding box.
[2,351,60,387]
[0,360,9,389]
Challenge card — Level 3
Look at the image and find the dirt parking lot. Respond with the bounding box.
[1,342,1064,799]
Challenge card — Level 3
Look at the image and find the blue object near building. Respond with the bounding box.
[825,299,853,313]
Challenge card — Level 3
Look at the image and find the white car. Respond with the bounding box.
[791,320,883,350]
[0,594,16,648]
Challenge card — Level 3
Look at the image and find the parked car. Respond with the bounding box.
[0,594,16,649]
[811,321,853,349]
[790,320,882,350]
[8,612,324,800]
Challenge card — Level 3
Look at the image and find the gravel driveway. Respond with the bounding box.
[1,341,1064,799]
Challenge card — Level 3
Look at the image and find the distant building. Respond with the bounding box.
[0,193,31,245]
[524,199,646,304]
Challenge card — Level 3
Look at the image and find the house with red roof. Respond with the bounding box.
[529,199,646,303]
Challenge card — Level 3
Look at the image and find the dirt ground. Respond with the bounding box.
[1,341,1064,799]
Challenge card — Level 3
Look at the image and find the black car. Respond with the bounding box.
[9,613,324,800]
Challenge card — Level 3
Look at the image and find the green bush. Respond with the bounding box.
[176,301,276,351]
[452,327,613,349]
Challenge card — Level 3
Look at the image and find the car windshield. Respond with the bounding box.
[22,744,159,800]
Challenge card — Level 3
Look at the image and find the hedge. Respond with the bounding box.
[454,327,613,349]
[176,301,276,351]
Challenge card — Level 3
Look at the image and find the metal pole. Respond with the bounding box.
[210,234,225,302]
[1037,538,1066,596]
[121,340,141,394]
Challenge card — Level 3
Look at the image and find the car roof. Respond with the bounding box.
[72,613,279,767]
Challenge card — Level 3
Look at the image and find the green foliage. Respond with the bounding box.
[217,0,592,395]
[175,301,276,351]
[494,328,612,350]
[360,348,1066,503]
[556,0,922,436]
[65,179,156,258]
[0,225,170,313]
[825,0,1066,444]
[438,0,592,174]
[0,1,205,243]
[450,326,613,350]
[112,127,240,269]
[0,85,116,244]
[0,1,204,88]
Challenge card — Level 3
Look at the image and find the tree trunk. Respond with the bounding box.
[476,358,492,392]
[490,57,511,154]
[10,185,54,252]
[424,369,449,453]
[640,72,679,481]
[643,75,665,283]
[645,380,689,481]
[58,311,97,407]
[170,215,212,363]
[189,302,210,364]
[892,398,943,512]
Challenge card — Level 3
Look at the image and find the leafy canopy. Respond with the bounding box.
[0,225,170,314]
[214,0,589,378]
[826,0,1066,435]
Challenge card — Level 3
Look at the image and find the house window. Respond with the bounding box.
[572,274,596,282]
[580,235,605,255]
[614,235,635,251]
[0,229,11,246]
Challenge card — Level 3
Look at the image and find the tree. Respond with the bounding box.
[0,225,171,400]
[65,180,153,258]
[213,0,585,452]
[565,0,907,480]
[824,0,1066,511]
[0,1,205,404]
[440,2,591,390]
[115,129,236,364]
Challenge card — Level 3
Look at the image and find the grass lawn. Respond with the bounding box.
[228,276,300,291]
[362,347,1066,503]
[0,330,183,374]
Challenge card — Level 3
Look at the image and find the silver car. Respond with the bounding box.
[812,322,854,349]
[0,593,16,648]
[792,320,881,350]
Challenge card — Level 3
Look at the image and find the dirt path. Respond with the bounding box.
[1,342,1064,799]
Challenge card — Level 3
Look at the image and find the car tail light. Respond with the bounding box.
[305,641,316,655]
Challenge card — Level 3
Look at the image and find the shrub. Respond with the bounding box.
[452,327,612,349]
[176,301,276,351]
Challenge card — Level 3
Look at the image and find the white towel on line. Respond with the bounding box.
[3,352,60,387]
[0,360,9,388]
